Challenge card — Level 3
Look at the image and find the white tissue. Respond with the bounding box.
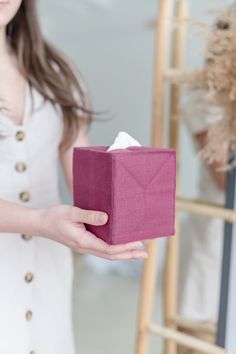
[107,131,141,152]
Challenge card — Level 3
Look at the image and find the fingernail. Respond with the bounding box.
[135,242,144,248]
[99,213,108,224]
[135,253,148,260]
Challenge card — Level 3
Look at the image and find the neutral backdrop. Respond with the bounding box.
[37,1,233,353]
[38,0,231,202]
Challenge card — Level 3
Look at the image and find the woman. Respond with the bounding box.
[0,1,147,353]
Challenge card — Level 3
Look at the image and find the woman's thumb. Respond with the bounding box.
[70,206,108,226]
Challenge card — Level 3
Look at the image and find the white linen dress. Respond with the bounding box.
[178,89,225,322]
[0,81,76,354]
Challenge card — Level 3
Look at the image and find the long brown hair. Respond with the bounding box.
[6,0,92,151]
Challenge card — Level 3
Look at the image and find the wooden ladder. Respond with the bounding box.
[135,1,236,354]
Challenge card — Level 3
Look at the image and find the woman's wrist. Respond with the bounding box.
[27,207,47,237]
[0,198,47,237]
[10,205,47,237]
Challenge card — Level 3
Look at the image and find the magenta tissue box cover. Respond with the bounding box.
[73,146,176,245]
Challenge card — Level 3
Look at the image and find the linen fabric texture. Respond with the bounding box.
[73,146,176,245]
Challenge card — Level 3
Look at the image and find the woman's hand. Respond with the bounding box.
[37,205,148,260]
[57,126,148,260]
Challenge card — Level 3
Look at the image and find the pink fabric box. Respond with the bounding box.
[73,146,176,245]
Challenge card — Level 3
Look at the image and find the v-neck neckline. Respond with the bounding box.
[0,80,30,128]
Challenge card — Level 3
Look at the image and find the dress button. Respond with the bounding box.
[21,234,33,241]
[25,310,33,321]
[25,272,34,283]
[15,161,27,172]
[19,191,31,202]
[15,130,25,141]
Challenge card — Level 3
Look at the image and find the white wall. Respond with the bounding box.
[39,0,156,145]
[38,0,235,348]
[38,0,232,202]
[38,0,233,271]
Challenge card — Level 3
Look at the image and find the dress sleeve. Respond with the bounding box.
[180,88,223,135]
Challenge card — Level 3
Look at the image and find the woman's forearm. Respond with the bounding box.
[0,198,42,235]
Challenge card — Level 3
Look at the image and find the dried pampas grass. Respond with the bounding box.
[179,5,236,169]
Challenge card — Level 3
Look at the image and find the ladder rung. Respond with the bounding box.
[148,323,232,354]
[170,315,216,335]
[176,196,236,223]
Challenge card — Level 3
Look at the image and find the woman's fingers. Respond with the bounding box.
[70,206,108,226]
[79,229,146,255]
[77,245,148,260]
[69,206,148,257]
